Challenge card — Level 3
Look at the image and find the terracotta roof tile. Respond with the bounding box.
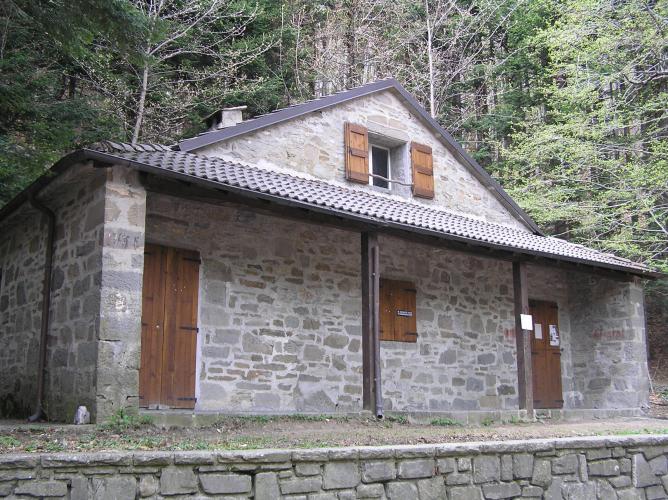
[94,144,651,275]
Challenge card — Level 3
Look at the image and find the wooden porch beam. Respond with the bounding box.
[513,261,534,413]
[361,232,382,416]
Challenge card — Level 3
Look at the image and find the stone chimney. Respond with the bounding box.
[204,105,247,131]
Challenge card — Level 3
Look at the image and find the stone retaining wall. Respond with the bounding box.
[1,435,667,499]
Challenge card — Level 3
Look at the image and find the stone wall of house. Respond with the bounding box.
[145,191,651,416]
[2,435,668,499]
[95,166,147,420]
[197,89,530,232]
[0,206,47,417]
[568,275,650,410]
[0,164,108,421]
[0,163,147,423]
[146,193,364,413]
[377,235,519,414]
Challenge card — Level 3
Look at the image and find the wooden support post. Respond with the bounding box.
[361,232,381,415]
[513,261,534,413]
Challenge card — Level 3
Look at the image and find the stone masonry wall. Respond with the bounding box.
[0,207,46,417]
[377,235,519,414]
[146,193,363,413]
[95,166,146,420]
[0,164,108,421]
[0,163,147,422]
[198,89,530,232]
[568,274,650,410]
[2,435,668,499]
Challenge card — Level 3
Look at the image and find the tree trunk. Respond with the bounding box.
[132,64,149,145]
[425,0,436,118]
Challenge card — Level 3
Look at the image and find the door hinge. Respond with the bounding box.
[180,326,199,332]
[177,397,197,401]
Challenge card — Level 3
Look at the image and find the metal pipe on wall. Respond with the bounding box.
[27,196,56,422]
[372,243,383,419]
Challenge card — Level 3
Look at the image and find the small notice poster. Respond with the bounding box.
[549,324,560,346]
[534,323,543,340]
[520,314,533,330]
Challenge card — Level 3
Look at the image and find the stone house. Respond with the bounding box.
[0,79,659,423]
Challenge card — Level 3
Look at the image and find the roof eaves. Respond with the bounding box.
[90,150,662,279]
[0,148,661,279]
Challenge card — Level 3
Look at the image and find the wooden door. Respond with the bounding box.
[530,300,563,409]
[139,243,199,409]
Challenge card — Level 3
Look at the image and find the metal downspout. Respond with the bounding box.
[372,244,383,419]
[27,196,56,422]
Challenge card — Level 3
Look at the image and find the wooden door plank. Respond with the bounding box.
[139,243,166,407]
[160,247,179,407]
[159,247,200,409]
[530,300,563,409]
[172,249,199,409]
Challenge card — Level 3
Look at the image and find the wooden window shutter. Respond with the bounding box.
[411,142,434,199]
[344,122,369,183]
[393,282,417,342]
[379,279,418,343]
[380,279,395,341]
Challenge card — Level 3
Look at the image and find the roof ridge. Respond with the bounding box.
[89,140,174,153]
[175,78,544,235]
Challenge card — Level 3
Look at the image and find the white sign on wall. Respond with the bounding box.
[520,314,533,331]
[534,323,543,340]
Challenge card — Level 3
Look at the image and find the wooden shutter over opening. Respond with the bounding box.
[380,279,418,342]
[161,247,200,409]
[411,142,434,199]
[344,122,369,183]
[140,244,199,410]
[139,244,166,407]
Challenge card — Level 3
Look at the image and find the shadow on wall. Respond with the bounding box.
[0,393,31,419]
[646,281,668,365]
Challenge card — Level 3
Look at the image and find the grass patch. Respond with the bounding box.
[288,414,343,422]
[430,417,462,427]
[98,408,154,432]
[480,417,495,427]
[385,415,409,425]
[0,435,21,449]
[505,416,526,425]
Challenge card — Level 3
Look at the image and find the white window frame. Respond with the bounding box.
[369,144,391,189]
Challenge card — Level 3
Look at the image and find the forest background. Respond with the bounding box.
[1,0,666,360]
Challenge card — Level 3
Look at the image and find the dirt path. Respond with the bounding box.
[1,413,667,454]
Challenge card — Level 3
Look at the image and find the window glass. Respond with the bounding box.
[371,146,389,188]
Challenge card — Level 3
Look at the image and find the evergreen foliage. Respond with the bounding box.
[0,0,665,282]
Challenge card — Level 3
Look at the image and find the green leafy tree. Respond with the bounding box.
[500,0,667,272]
[0,0,146,204]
